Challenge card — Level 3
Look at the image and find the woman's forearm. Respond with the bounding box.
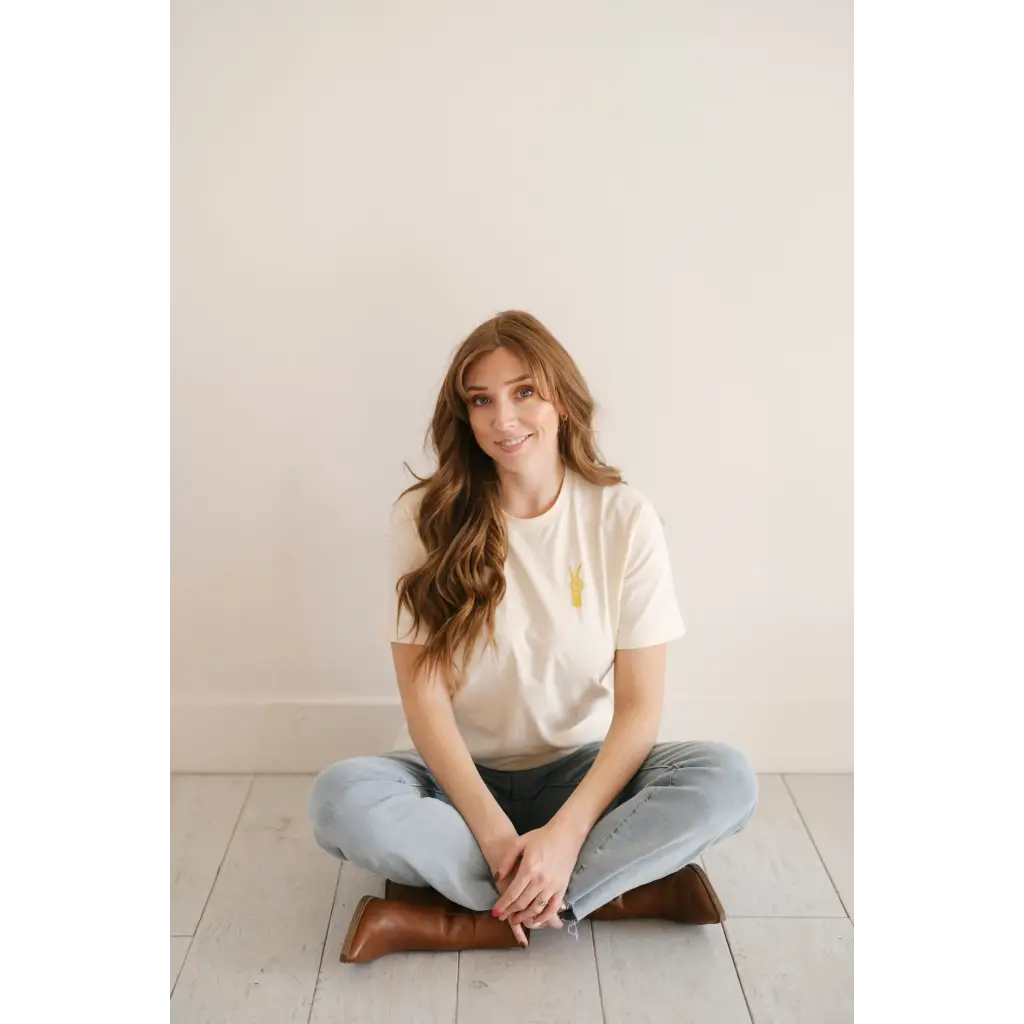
[405,692,517,854]
[550,705,660,841]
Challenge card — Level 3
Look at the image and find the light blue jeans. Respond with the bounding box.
[309,740,757,926]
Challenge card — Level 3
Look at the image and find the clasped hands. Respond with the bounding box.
[487,818,585,942]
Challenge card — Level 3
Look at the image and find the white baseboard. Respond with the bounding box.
[171,696,852,774]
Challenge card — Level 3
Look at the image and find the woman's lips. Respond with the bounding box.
[495,433,532,452]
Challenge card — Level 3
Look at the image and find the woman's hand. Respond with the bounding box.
[491,819,584,930]
[478,829,531,947]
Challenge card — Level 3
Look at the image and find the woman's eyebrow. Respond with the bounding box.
[465,374,532,393]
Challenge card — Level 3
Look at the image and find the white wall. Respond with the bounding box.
[171,0,852,772]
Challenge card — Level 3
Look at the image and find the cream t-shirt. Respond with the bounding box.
[384,468,686,770]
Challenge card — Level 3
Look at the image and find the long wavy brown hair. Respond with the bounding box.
[394,310,623,696]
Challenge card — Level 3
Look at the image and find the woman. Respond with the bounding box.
[309,311,757,964]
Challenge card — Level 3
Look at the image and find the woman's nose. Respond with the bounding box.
[492,399,519,428]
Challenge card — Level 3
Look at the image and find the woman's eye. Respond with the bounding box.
[470,387,532,407]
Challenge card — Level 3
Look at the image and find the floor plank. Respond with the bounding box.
[784,775,853,919]
[594,920,751,1024]
[171,937,191,994]
[171,774,252,935]
[458,920,603,1023]
[725,918,853,1024]
[309,864,458,1024]
[170,776,339,1024]
[702,775,845,918]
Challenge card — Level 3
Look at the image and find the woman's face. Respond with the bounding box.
[464,348,563,472]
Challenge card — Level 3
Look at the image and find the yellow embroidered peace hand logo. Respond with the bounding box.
[569,563,584,608]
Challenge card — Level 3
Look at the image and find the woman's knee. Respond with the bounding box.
[685,741,759,820]
[308,757,386,847]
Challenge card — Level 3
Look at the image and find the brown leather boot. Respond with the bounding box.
[589,863,726,925]
[340,896,528,964]
[383,880,465,910]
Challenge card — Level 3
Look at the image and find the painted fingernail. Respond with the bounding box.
[491,909,500,917]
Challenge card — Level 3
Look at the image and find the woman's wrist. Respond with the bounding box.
[477,820,519,867]
[549,806,593,847]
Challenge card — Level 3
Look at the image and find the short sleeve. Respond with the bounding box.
[615,500,687,650]
[385,497,431,646]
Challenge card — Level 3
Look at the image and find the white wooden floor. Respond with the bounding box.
[171,773,853,1023]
